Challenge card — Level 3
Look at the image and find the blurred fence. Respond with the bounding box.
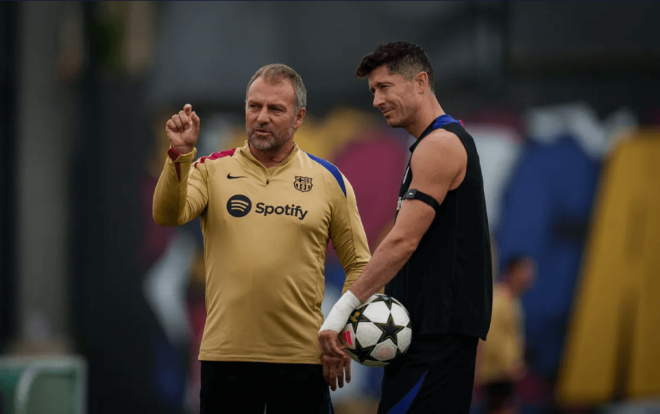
[0,356,86,414]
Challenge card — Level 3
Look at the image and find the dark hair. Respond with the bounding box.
[356,41,435,92]
[502,255,531,277]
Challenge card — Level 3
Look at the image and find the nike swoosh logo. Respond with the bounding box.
[227,173,247,179]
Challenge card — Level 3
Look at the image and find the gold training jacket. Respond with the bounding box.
[153,141,370,364]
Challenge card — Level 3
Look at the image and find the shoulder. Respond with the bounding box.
[193,148,237,170]
[411,130,466,176]
[303,151,347,197]
[415,129,466,159]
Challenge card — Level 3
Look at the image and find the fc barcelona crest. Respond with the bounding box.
[294,176,313,192]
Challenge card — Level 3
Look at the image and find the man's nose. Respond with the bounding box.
[256,107,269,124]
[373,92,384,109]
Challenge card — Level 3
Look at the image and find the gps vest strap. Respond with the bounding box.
[402,189,440,212]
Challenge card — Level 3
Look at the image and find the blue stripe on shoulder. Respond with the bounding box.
[305,152,346,197]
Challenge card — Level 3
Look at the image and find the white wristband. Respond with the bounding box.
[319,291,362,333]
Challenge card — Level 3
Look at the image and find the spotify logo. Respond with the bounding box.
[226,195,252,218]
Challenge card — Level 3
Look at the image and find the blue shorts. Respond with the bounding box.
[378,334,478,414]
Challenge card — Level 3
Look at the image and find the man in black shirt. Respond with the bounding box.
[319,41,493,413]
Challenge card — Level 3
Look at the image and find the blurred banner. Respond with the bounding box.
[558,131,660,405]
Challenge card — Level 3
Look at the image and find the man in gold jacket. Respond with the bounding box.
[476,256,535,414]
[153,64,370,414]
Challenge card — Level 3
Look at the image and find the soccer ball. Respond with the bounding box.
[339,294,412,367]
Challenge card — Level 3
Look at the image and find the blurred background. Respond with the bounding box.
[1,1,659,413]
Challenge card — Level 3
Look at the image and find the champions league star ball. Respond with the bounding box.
[339,294,412,367]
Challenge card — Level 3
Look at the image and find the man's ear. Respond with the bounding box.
[415,72,429,93]
[293,107,306,129]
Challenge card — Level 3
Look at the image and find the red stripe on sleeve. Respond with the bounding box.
[167,147,182,162]
[194,148,236,168]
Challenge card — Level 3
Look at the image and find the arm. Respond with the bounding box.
[322,172,371,390]
[328,174,371,294]
[345,198,435,300]
[319,130,467,356]
[152,147,209,226]
[348,130,467,301]
[152,104,208,226]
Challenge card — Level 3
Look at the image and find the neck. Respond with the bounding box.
[406,96,445,139]
[248,138,295,168]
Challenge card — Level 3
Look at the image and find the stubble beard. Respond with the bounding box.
[386,104,415,130]
[386,113,409,129]
[382,105,407,129]
[248,122,295,153]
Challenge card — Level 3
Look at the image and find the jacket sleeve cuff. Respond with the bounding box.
[167,147,197,163]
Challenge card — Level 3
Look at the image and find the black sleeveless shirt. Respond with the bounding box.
[387,115,492,340]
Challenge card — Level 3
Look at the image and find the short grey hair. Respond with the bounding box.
[246,64,307,112]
